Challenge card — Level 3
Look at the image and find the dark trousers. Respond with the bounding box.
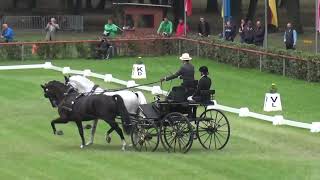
[286,43,295,50]
[96,46,113,59]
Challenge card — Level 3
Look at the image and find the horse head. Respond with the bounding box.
[41,80,70,108]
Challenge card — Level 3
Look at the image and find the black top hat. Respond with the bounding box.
[199,66,209,73]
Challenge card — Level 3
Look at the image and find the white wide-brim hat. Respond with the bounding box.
[179,53,192,61]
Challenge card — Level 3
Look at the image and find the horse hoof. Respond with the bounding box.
[106,136,111,144]
[56,130,64,136]
[80,144,85,149]
[122,147,126,151]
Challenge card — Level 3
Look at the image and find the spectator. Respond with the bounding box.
[157,17,173,37]
[239,19,246,43]
[45,18,60,41]
[243,20,254,44]
[104,18,119,38]
[224,20,236,42]
[198,17,210,37]
[284,22,297,50]
[254,20,265,46]
[95,36,113,60]
[176,19,189,37]
[1,24,14,42]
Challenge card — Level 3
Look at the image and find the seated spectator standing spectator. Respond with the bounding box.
[224,21,236,42]
[157,17,173,37]
[104,18,119,38]
[45,18,60,41]
[176,19,189,37]
[95,35,112,60]
[239,19,246,43]
[284,22,297,50]
[254,20,265,46]
[243,20,254,44]
[1,24,14,42]
[198,17,210,37]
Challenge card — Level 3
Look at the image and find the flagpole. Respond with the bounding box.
[184,0,187,36]
[264,0,268,49]
[316,0,318,54]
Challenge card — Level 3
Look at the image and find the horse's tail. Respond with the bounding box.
[113,95,131,135]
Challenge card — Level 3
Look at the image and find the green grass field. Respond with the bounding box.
[0,57,319,180]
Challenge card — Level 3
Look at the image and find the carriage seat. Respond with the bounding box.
[188,90,215,105]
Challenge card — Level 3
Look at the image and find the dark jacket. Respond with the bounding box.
[254,26,265,45]
[243,26,254,44]
[97,39,110,50]
[166,63,195,85]
[193,75,212,101]
[224,25,236,41]
[198,21,210,37]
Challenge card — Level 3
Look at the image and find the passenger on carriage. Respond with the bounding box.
[160,53,196,101]
[187,66,212,103]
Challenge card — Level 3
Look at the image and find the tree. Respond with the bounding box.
[172,0,184,27]
[97,0,107,9]
[230,0,242,26]
[74,0,82,14]
[284,0,302,33]
[246,0,258,20]
[206,0,219,14]
[86,0,93,9]
[13,0,18,8]
[30,0,36,8]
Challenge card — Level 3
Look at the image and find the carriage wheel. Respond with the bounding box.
[196,109,230,150]
[131,119,159,152]
[161,112,194,153]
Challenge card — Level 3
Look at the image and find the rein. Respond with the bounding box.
[104,80,161,92]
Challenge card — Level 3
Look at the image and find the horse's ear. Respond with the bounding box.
[64,76,69,83]
[41,84,46,89]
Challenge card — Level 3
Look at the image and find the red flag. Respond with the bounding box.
[185,0,192,16]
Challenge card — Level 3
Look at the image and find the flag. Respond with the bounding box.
[185,0,192,16]
[317,0,320,32]
[221,0,231,18]
[268,0,278,27]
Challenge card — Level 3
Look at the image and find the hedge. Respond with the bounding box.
[0,37,320,82]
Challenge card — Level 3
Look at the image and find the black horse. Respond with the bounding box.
[41,80,131,150]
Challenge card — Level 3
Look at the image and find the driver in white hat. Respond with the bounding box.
[161,53,195,100]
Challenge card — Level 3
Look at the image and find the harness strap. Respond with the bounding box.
[90,85,99,94]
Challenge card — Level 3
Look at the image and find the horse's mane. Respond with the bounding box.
[47,80,69,92]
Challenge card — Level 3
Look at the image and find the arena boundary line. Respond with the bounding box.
[0,62,319,133]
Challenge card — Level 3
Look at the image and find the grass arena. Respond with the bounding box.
[0,56,320,180]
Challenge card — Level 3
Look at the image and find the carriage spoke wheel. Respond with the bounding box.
[161,112,194,153]
[131,119,159,152]
[196,109,230,150]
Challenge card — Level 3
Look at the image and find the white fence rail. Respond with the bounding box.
[1,62,319,133]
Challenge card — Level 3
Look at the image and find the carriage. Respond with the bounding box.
[129,90,231,153]
[60,75,230,152]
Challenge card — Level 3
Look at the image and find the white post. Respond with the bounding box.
[264,0,268,49]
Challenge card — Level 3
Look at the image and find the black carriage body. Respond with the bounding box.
[131,90,231,153]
